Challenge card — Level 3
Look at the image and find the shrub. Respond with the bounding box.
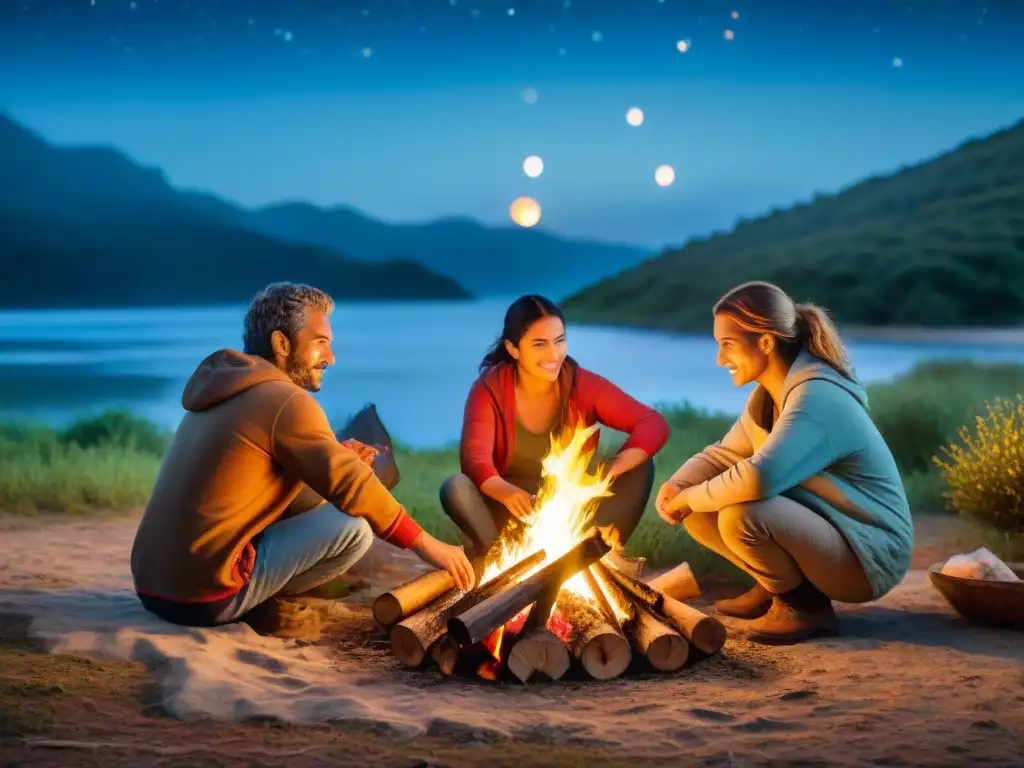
[933,395,1024,535]
[61,410,172,458]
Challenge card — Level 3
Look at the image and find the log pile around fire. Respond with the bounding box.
[376,548,726,682]
[373,423,727,683]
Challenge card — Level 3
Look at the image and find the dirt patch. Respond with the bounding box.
[1,512,1023,766]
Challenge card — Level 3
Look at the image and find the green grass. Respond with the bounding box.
[563,118,1024,329]
[2,361,1023,574]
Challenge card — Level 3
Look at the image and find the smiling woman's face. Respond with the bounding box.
[713,313,770,387]
[507,315,567,383]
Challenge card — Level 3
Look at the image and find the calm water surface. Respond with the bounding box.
[2,299,1023,448]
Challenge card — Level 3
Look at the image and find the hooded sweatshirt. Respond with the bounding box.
[130,349,422,606]
[669,348,913,599]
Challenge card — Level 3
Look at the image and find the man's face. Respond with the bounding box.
[276,309,335,392]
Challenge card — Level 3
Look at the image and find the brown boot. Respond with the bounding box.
[713,583,773,619]
[742,581,838,645]
[240,596,323,642]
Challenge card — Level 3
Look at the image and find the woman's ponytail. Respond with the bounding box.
[796,303,854,379]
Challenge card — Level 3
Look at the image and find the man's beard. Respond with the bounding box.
[286,358,324,392]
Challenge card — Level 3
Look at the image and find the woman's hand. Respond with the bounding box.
[655,480,691,525]
[501,487,535,520]
[410,531,476,591]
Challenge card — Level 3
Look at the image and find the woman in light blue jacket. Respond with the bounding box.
[658,281,912,645]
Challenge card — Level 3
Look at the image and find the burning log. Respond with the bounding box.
[596,561,726,655]
[647,561,701,601]
[592,565,689,672]
[374,563,480,628]
[506,627,571,683]
[447,530,612,647]
[390,550,545,668]
[548,589,631,681]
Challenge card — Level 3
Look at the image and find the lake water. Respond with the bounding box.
[2,299,1024,449]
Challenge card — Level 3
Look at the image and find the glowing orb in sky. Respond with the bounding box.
[523,155,544,178]
[521,87,538,105]
[510,196,542,227]
[676,39,690,53]
[654,165,676,187]
[626,107,644,127]
[731,10,740,19]
[892,56,904,68]
[724,29,735,40]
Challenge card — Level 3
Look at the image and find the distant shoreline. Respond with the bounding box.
[842,325,1024,347]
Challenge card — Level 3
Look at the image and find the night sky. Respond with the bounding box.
[2,0,1023,246]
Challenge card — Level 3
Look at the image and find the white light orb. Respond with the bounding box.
[626,107,644,127]
[676,39,690,53]
[654,164,676,187]
[510,196,542,227]
[521,87,538,104]
[724,28,735,40]
[523,155,544,178]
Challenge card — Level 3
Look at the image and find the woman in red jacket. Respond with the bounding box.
[440,295,670,555]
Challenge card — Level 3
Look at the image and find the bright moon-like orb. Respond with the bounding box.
[510,196,542,227]
[521,87,538,104]
[731,10,740,19]
[676,39,690,53]
[654,164,676,187]
[724,28,735,40]
[626,107,644,127]
[523,155,544,178]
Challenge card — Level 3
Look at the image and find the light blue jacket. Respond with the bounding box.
[671,349,914,598]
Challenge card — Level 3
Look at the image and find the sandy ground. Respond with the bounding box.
[1,512,1022,767]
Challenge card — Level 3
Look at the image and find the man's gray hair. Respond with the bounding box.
[242,282,334,359]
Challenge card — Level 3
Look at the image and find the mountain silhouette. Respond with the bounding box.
[229,202,654,299]
[0,113,467,308]
[564,118,1024,329]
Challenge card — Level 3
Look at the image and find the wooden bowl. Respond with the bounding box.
[928,561,1024,628]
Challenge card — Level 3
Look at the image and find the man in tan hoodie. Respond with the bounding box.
[131,282,474,629]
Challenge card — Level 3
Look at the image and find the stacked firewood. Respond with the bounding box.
[374,531,727,683]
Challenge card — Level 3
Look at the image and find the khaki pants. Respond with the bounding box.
[683,496,874,603]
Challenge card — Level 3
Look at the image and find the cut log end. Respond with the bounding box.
[657,593,727,655]
[390,624,428,668]
[645,632,689,672]
[647,562,701,601]
[506,627,571,683]
[579,632,631,681]
[371,594,403,628]
[429,634,461,676]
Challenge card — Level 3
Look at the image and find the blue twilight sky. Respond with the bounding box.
[1,0,1023,247]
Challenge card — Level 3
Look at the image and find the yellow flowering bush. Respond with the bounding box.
[933,394,1024,534]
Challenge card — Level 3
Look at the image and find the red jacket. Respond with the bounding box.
[460,360,670,488]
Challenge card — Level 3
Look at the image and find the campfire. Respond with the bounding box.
[376,424,728,683]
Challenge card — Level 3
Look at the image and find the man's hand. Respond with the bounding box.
[410,531,476,591]
[655,480,691,525]
[341,438,378,467]
[501,486,535,520]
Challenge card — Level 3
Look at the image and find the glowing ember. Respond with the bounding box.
[480,424,615,611]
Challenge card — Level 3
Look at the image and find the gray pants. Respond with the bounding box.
[215,503,374,623]
[683,496,874,603]
[440,458,655,555]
